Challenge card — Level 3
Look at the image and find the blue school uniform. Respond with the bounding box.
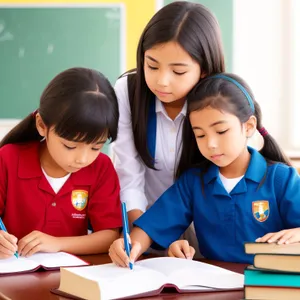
[134,147,300,263]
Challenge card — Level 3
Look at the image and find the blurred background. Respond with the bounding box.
[0,0,299,160]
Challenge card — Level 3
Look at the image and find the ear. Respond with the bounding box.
[244,115,257,138]
[35,113,48,138]
[200,71,207,79]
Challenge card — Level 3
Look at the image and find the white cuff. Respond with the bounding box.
[120,189,148,212]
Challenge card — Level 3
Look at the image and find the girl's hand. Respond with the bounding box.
[0,230,18,259]
[108,238,141,268]
[256,228,300,245]
[18,231,60,257]
[168,240,195,259]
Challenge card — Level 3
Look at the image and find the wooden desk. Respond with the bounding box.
[0,254,247,300]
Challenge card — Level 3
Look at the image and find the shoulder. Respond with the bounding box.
[74,153,117,187]
[114,72,136,92]
[88,153,116,176]
[0,142,39,174]
[114,75,128,91]
[267,162,299,182]
[114,75,130,110]
[114,71,137,94]
[0,143,30,160]
[177,168,202,185]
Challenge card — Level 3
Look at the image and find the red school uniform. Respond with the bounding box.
[0,142,122,239]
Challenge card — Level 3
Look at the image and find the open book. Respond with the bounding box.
[54,257,244,300]
[0,252,88,275]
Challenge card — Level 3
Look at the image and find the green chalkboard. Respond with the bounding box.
[163,0,233,72]
[0,6,123,120]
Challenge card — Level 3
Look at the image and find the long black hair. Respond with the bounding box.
[176,73,291,178]
[124,1,225,169]
[0,67,119,147]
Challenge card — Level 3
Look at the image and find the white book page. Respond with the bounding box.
[63,263,167,299]
[0,252,87,274]
[136,257,244,290]
[36,252,88,268]
[0,256,38,274]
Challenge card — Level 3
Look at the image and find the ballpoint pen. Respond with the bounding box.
[121,202,133,270]
[0,217,19,258]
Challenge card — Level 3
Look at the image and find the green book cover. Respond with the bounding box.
[244,266,300,287]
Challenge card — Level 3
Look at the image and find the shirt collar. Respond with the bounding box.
[18,141,93,185]
[155,97,187,117]
[203,147,267,184]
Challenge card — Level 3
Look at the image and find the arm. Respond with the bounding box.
[59,229,120,254]
[110,77,147,222]
[109,171,195,267]
[0,151,18,259]
[18,229,120,257]
[256,165,300,244]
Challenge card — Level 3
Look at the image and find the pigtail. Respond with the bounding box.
[0,112,41,148]
[254,103,291,166]
[258,129,291,166]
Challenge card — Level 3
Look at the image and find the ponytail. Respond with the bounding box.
[0,113,41,148]
[257,126,291,166]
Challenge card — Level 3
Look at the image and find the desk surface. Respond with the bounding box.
[0,254,247,300]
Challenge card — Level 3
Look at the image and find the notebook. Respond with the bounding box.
[0,252,88,275]
[53,257,244,300]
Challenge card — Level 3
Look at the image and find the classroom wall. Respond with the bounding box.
[0,0,233,146]
[0,0,158,146]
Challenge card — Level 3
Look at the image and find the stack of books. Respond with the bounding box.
[243,242,300,300]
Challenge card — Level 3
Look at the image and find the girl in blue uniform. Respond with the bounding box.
[109,73,300,265]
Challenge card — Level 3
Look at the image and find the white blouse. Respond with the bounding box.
[111,76,186,212]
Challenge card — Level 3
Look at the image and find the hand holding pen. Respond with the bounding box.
[109,203,147,268]
[0,218,18,259]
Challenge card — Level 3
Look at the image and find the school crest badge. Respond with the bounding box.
[252,200,269,222]
[71,190,88,211]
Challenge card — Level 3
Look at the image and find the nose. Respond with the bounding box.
[75,150,89,165]
[207,136,218,149]
[157,71,170,87]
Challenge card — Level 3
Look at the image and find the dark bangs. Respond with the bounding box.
[53,91,118,144]
[188,75,254,123]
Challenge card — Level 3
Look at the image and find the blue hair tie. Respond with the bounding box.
[211,74,255,113]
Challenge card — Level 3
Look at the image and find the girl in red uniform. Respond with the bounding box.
[0,67,122,259]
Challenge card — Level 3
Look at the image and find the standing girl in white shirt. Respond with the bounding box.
[112,1,225,253]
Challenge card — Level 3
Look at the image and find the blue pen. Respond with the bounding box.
[121,202,133,270]
[0,217,18,259]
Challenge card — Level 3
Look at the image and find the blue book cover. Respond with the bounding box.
[244,266,300,287]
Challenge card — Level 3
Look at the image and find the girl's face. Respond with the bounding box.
[189,106,256,175]
[144,41,202,103]
[43,130,106,176]
[36,114,106,177]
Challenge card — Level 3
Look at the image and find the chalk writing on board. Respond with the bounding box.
[47,44,54,54]
[0,20,14,42]
[18,47,25,58]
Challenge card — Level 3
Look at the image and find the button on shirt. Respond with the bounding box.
[112,76,186,211]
